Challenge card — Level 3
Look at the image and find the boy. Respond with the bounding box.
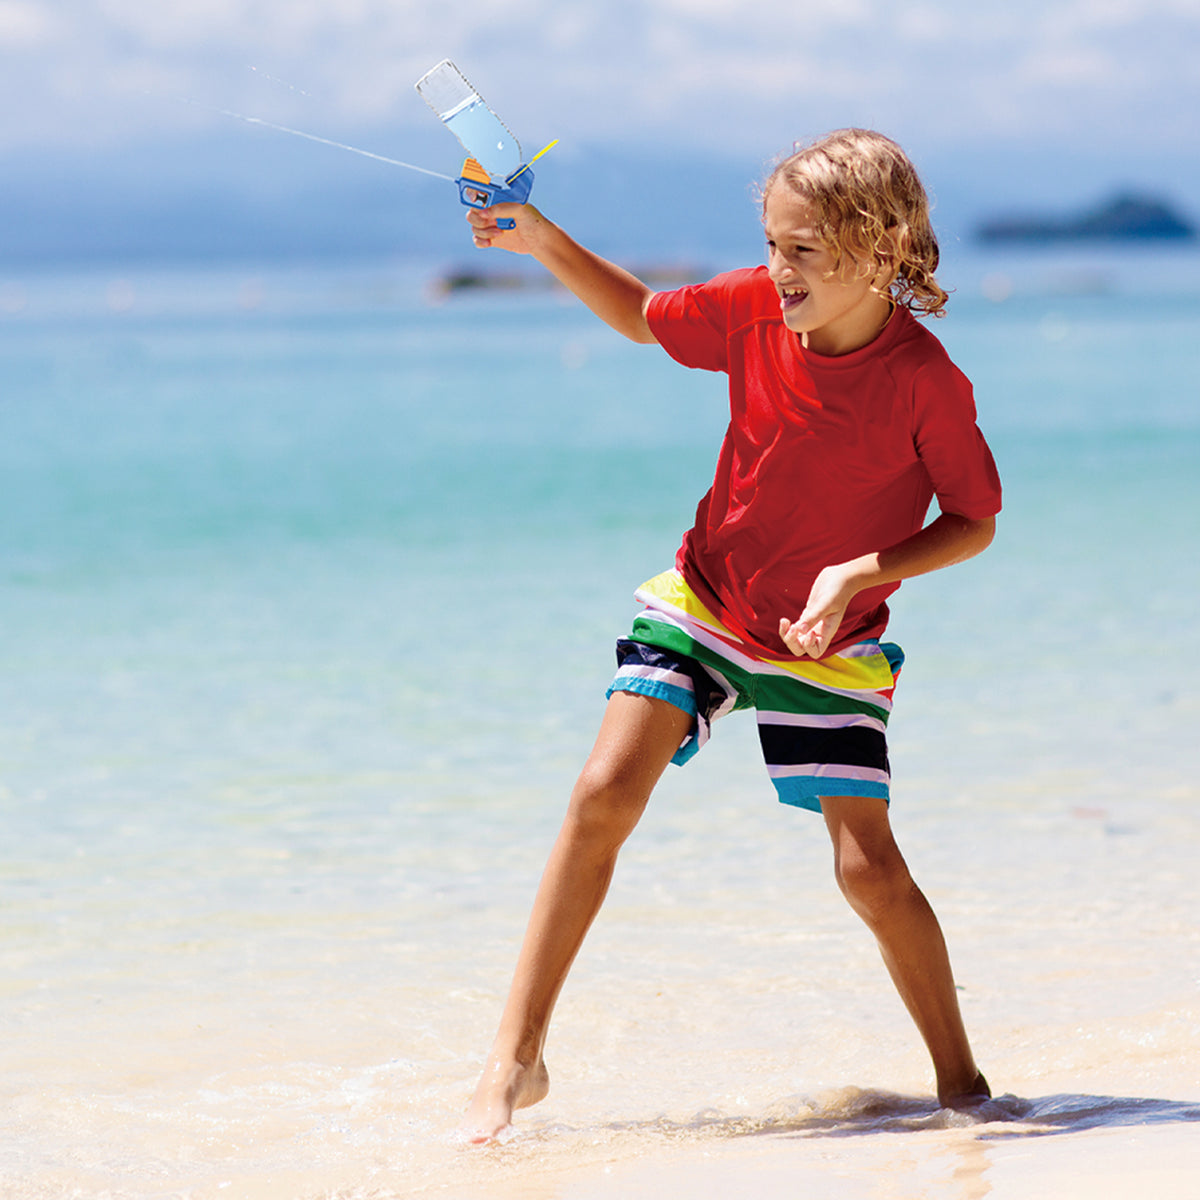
[460,129,1001,1142]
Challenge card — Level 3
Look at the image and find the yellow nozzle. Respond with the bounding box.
[528,139,559,166]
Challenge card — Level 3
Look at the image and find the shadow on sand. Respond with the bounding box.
[591,1087,1200,1143]
[757,1088,1200,1141]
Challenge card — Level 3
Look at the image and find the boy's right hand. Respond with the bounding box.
[467,203,541,253]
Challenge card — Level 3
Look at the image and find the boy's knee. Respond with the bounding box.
[834,848,913,920]
[565,759,650,848]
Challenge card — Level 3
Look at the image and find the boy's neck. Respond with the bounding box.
[801,296,895,357]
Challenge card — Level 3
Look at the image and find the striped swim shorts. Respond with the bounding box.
[607,570,905,814]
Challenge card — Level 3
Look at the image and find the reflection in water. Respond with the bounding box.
[948,1137,992,1200]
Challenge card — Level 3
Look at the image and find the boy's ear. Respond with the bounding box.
[873,223,909,289]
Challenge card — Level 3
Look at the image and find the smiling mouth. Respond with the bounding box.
[779,287,808,309]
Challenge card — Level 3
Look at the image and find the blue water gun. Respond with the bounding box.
[416,59,554,229]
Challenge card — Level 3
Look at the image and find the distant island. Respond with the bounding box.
[427,261,710,299]
[976,191,1197,244]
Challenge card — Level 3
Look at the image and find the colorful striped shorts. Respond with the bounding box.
[607,570,905,814]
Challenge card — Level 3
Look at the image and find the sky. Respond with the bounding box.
[2,0,1198,259]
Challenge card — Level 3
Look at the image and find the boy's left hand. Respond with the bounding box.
[779,565,856,658]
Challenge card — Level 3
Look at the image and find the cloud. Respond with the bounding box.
[0,0,58,46]
[1,0,1197,161]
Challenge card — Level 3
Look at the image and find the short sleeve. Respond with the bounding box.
[646,269,763,374]
[910,359,1003,520]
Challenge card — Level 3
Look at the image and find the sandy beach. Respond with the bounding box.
[2,257,1198,1197]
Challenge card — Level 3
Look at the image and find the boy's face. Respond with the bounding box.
[763,185,893,356]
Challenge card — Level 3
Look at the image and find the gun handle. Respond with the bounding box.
[456,164,534,229]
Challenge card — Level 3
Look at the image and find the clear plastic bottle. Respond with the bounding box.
[416,61,522,184]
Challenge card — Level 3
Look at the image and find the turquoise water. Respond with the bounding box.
[1,250,1198,1195]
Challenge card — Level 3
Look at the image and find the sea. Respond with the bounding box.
[2,242,1198,1199]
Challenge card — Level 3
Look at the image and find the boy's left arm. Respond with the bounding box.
[778,512,996,658]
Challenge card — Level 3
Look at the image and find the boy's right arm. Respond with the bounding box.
[466,204,659,345]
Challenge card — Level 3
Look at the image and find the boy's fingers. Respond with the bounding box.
[779,617,817,657]
[467,209,501,247]
[467,206,517,247]
[782,607,843,658]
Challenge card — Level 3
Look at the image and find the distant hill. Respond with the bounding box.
[976,191,1197,243]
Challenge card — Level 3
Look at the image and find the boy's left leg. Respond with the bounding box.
[819,794,989,1108]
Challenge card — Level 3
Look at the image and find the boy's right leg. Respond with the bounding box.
[461,690,693,1143]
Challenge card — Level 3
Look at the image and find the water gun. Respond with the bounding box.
[415,59,554,229]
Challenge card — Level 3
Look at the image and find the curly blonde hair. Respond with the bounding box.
[763,129,949,318]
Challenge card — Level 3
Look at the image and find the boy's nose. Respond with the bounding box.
[768,259,794,286]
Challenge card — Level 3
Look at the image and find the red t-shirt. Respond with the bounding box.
[646,266,1002,658]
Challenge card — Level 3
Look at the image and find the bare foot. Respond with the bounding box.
[938,1070,991,1110]
[459,1056,550,1144]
